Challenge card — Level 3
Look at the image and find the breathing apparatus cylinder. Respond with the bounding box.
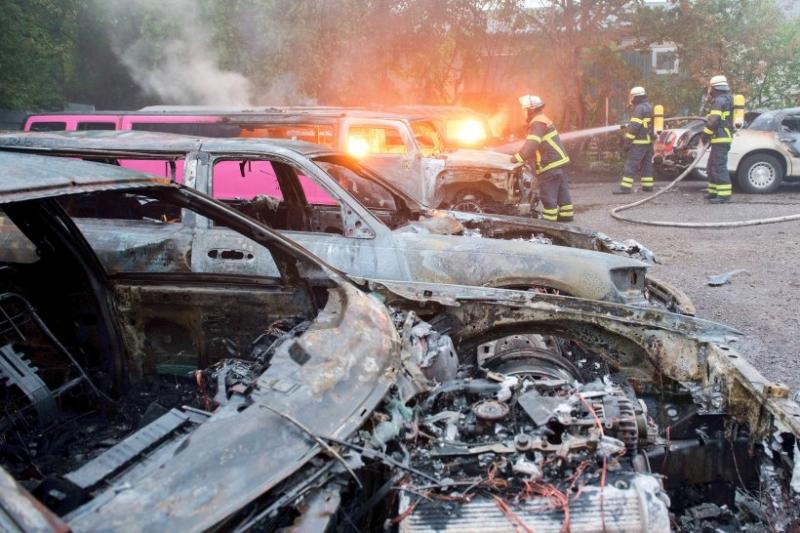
[733,94,746,129]
[653,105,664,135]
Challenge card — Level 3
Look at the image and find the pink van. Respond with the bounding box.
[23,113,334,204]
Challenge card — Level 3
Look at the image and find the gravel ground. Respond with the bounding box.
[568,176,800,391]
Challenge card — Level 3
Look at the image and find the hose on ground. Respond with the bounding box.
[609,144,800,228]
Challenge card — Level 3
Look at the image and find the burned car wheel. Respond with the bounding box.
[736,153,784,193]
[448,194,486,213]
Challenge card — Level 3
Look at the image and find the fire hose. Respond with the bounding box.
[609,143,800,228]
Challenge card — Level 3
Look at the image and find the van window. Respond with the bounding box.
[130,122,241,137]
[240,125,335,146]
[77,122,116,131]
[212,159,344,234]
[28,121,66,132]
[347,125,408,155]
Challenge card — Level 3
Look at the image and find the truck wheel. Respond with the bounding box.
[736,153,784,193]
[449,194,486,213]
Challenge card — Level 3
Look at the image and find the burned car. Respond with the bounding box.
[0,131,689,313]
[154,106,527,214]
[1,152,799,531]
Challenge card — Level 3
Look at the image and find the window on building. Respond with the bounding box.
[652,45,679,75]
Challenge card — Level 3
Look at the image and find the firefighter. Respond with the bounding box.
[511,95,573,222]
[702,75,734,203]
[615,86,654,194]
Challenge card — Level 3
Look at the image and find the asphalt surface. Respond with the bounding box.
[569,176,800,391]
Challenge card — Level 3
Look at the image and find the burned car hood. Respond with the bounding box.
[438,149,518,171]
[63,285,399,532]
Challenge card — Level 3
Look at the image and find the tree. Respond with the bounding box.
[0,0,79,110]
[511,0,642,128]
[631,0,800,112]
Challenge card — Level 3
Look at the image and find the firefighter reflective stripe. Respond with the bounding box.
[716,184,732,196]
[703,127,714,135]
[641,177,654,187]
[709,110,724,117]
[620,176,634,189]
[536,130,570,173]
[624,132,636,140]
[527,134,542,142]
[558,204,574,216]
[630,117,645,124]
[542,207,559,221]
[514,153,524,163]
[633,138,651,144]
[707,183,717,194]
[711,127,733,143]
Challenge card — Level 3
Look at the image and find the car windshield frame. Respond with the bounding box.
[746,112,780,132]
[312,153,430,214]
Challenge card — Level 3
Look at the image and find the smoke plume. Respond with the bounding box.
[101,0,252,106]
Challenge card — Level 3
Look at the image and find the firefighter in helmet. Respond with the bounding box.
[511,95,573,222]
[702,75,734,203]
[615,86,654,194]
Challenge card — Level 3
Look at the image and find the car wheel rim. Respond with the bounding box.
[450,199,483,213]
[749,162,776,188]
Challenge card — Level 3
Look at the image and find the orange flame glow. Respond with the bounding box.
[347,136,370,158]
[448,119,487,146]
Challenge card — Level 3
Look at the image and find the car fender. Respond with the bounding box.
[392,233,647,304]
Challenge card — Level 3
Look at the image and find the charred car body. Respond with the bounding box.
[0,152,798,531]
[0,131,689,313]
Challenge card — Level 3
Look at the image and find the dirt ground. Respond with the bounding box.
[568,176,800,391]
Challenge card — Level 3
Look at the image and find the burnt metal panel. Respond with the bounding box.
[0,152,168,204]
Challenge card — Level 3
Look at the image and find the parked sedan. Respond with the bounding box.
[658,109,799,193]
[1,151,798,532]
[0,131,691,312]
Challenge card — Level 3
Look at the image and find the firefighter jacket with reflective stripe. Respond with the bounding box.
[704,92,733,144]
[513,114,570,175]
[624,100,653,145]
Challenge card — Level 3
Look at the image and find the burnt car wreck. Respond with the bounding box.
[0,152,799,532]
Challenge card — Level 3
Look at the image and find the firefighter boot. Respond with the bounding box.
[709,183,731,203]
[641,176,654,192]
[703,183,717,200]
[613,176,634,194]
[557,204,574,223]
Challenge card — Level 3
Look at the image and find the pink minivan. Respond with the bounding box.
[24,113,334,204]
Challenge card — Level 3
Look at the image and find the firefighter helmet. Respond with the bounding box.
[518,94,545,110]
[709,75,729,89]
[629,86,646,97]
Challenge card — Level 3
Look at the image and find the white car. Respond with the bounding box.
[698,107,800,193]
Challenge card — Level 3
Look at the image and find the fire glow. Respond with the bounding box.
[347,136,371,158]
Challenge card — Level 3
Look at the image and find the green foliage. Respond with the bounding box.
[632,0,800,112]
[0,0,80,110]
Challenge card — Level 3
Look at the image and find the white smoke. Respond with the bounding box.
[101,0,252,106]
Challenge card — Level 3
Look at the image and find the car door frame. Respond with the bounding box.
[190,148,411,282]
[338,117,425,203]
